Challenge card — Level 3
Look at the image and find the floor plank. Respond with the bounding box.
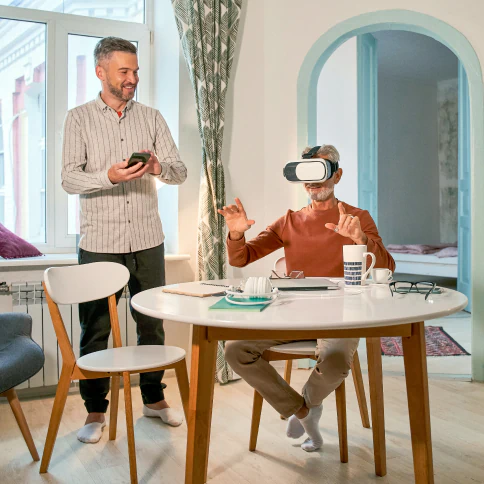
[1,368,483,483]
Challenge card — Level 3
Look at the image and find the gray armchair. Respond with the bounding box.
[0,312,45,461]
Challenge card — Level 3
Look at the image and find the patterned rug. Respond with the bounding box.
[381,326,470,356]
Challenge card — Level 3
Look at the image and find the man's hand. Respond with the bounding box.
[217,198,255,241]
[325,202,368,245]
[108,159,150,184]
[140,150,162,175]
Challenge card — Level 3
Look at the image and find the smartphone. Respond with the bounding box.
[126,152,151,168]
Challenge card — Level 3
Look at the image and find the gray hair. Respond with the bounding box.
[301,144,340,163]
[94,37,137,66]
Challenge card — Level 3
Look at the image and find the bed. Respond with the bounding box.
[388,244,458,279]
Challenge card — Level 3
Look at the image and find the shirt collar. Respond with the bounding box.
[95,92,134,114]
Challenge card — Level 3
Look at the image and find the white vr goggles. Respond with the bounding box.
[283,146,339,183]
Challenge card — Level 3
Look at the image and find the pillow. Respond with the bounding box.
[0,223,43,259]
[434,246,458,258]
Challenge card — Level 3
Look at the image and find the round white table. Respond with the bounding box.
[132,281,467,484]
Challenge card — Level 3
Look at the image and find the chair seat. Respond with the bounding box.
[77,345,186,373]
[269,340,317,355]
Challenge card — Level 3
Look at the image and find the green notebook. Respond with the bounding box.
[208,297,270,312]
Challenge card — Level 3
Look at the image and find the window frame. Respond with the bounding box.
[0,3,152,252]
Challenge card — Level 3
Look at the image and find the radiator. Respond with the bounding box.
[11,282,137,391]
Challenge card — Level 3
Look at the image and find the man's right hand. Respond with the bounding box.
[108,159,150,184]
[217,198,255,241]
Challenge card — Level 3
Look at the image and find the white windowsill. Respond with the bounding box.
[0,253,190,268]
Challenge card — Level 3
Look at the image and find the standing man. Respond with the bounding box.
[62,37,187,443]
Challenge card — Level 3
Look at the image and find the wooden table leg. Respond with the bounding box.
[402,322,434,484]
[185,325,218,484]
[366,337,386,477]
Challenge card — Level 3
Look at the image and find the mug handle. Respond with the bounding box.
[362,252,376,281]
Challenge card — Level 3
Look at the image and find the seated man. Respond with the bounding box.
[218,144,395,452]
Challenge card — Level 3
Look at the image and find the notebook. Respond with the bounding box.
[270,277,339,291]
[208,298,269,312]
[162,282,228,297]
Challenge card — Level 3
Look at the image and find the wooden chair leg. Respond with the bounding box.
[249,391,264,451]
[351,349,371,429]
[123,372,138,484]
[3,388,39,461]
[109,375,120,441]
[40,365,73,473]
[366,337,386,477]
[335,380,348,463]
[280,360,293,420]
[174,359,190,423]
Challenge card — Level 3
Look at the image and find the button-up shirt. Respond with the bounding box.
[62,94,187,253]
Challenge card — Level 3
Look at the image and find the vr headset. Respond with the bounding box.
[283,146,339,183]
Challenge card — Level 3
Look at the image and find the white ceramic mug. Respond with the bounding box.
[371,268,393,284]
[343,245,376,286]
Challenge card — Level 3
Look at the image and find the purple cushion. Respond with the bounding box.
[0,223,43,259]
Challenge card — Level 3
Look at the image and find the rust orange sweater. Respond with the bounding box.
[227,202,395,277]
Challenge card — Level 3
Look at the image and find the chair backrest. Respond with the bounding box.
[273,256,287,274]
[43,262,130,365]
[44,262,129,305]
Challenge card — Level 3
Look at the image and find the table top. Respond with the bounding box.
[131,279,468,331]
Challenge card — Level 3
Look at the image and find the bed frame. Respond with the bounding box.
[391,253,458,278]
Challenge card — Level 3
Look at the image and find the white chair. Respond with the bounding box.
[40,262,189,484]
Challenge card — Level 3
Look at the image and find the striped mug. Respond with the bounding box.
[343,245,376,286]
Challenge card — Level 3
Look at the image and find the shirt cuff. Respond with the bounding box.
[158,161,167,178]
[366,237,376,252]
[100,169,115,189]
[227,234,246,247]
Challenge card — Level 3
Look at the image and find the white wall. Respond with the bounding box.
[378,75,441,244]
[155,0,484,284]
[317,38,358,207]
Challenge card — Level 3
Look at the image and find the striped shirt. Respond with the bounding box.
[62,94,187,253]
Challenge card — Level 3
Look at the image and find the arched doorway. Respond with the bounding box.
[297,9,484,381]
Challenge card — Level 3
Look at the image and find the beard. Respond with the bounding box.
[306,185,334,201]
[106,77,136,102]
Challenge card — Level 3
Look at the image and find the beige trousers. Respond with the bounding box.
[225,338,360,418]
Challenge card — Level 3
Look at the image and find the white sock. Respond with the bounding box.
[286,414,305,439]
[298,404,323,452]
[77,421,106,444]
[142,405,183,427]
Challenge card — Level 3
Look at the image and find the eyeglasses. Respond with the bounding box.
[389,281,436,300]
[270,270,305,279]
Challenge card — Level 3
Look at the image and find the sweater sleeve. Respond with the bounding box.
[227,215,286,267]
[359,210,396,272]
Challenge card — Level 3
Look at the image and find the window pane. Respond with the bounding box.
[66,34,138,236]
[0,18,46,243]
[0,1,145,24]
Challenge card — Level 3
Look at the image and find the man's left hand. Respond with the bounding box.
[325,202,368,245]
[141,150,162,175]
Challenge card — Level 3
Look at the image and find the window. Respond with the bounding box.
[0,1,145,24]
[66,34,138,236]
[0,18,46,242]
[0,2,156,252]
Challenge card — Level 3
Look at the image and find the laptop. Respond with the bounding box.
[270,277,339,291]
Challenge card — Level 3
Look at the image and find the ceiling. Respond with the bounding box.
[372,30,458,83]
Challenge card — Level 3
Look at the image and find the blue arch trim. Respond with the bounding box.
[297,9,484,381]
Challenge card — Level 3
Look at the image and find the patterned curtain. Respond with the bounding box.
[172,0,243,383]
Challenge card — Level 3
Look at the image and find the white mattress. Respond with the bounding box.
[390,252,458,278]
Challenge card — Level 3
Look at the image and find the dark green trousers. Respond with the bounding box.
[78,244,166,413]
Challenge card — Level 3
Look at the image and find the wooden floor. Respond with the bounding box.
[1,368,484,484]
